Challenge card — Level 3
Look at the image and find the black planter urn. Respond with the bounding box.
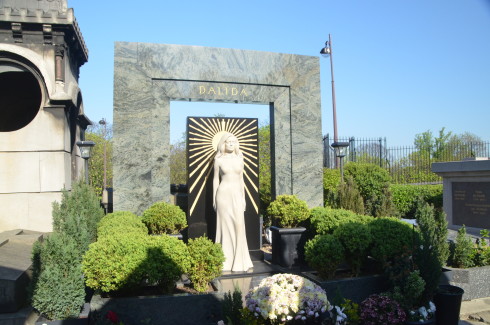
[270,226,307,268]
[434,284,464,325]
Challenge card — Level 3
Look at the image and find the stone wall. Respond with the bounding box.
[113,43,323,214]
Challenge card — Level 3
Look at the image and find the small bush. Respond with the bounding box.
[305,234,344,279]
[267,195,310,228]
[82,234,148,292]
[52,180,104,253]
[31,233,85,320]
[323,168,341,207]
[97,211,148,238]
[187,236,225,292]
[344,162,395,217]
[335,176,365,214]
[334,222,372,276]
[32,263,85,320]
[142,201,188,235]
[309,207,373,236]
[452,225,474,268]
[145,235,190,292]
[391,184,443,218]
[368,217,414,266]
[83,233,190,294]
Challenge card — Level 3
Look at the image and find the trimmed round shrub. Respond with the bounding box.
[145,235,190,292]
[305,234,344,279]
[368,217,414,265]
[187,236,225,292]
[82,234,148,292]
[97,211,148,238]
[333,222,372,276]
[142,201,188,235]
[310,207,373,235]
[267,195,310,228]
[82,233,190,293]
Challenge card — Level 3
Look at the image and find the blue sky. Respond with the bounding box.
[72,0,490,146]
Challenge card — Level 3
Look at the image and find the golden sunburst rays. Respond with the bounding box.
[187,117,259,216]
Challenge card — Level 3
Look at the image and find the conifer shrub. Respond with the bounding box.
[142,201,188,235]
[97,211,148,238]
[333,222,372,276]
[267,195,310,228]
[187,236,225,292]
[31,181,103,320]
[32,263,86,320]
[305,234,344,279]
[451,225,474,268]
[31,233,85,320]
[368,217,414,266]
[335,175,365,214]
[344,162,395,217]
[52,180,104,253]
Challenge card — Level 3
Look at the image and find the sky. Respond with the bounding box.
[71,0,490,146]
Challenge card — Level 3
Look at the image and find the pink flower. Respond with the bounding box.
[106,311,119,324]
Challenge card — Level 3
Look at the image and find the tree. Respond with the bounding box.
[86,123,113,197]
[258,124,271,220]
[170,133,187,184]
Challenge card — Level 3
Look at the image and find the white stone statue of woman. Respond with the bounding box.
[213,132,253,272]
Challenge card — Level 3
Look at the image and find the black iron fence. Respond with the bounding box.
[323,134,490,184]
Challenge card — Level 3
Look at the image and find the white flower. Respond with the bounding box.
[286,316,293,321]
[429,301,436,312]
[217,321,225,325]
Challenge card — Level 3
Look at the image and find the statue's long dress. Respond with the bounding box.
[215,155,253,272]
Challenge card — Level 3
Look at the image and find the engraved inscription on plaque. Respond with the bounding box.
[452,182,490,228]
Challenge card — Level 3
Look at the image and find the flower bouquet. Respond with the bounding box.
[245,273,331,324]
[359,294,406,325]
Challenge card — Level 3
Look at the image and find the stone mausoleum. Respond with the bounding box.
[0,0,90,232]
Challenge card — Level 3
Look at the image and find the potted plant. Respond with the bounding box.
[267,195,310,268]
[142,201,188,238]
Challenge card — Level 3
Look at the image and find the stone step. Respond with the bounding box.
[0,230,44,314]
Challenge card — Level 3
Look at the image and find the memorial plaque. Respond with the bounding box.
[452,182,490,228]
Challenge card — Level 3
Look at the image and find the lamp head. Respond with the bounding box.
[331,141,350,158]
[320,41,331,57]
[76,141,95,159]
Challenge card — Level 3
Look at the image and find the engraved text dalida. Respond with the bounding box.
[199,86,248,97]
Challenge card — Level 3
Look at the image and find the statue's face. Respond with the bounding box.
[224,136,237,153]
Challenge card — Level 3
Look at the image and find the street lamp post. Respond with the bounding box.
[320,34,338,144]
[76,140,95,184]
[99,118,109,213]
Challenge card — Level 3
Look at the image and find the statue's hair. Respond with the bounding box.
[216,132,242,158]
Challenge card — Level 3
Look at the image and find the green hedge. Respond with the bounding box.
[334,222,372,276]
[309,207,373,235]
[390,184,443,219]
